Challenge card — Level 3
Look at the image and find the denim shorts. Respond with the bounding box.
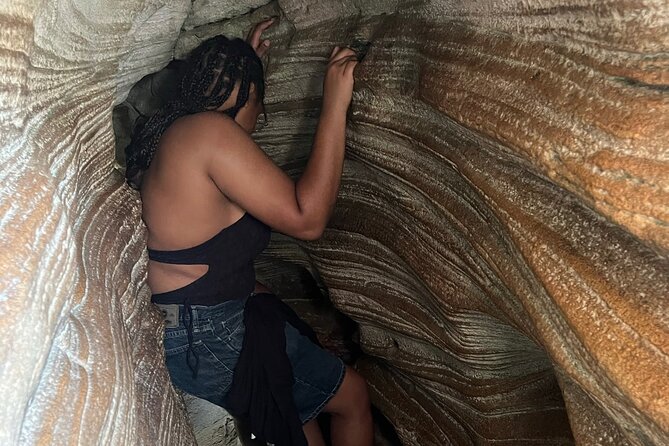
[161,293,346,424]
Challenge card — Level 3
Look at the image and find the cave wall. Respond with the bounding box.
[0,0,196,444]
[1,0,667,445]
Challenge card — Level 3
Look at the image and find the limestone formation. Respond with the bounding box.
[0,0,196,445]
[1,0,667,446]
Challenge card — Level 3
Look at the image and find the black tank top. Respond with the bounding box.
[148,212,271,305]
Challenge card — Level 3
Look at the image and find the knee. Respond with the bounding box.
[327,366,371,417]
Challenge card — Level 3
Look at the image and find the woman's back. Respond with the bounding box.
[141,112,250,295]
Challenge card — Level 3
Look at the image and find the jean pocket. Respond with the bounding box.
[165,338,238,373]
[164,337,197,356]
[164,339,237,403]
[210,311,245,353]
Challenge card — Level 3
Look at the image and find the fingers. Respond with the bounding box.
[247,17,276,54]
[256,39,271,57]
[327,46,359,80]
[336,54,358,65]
[338,57,358,80]
[326,52,358,83]
[343,58,359,77]
[247,18,275,41]
[256,18,275,34]
[329,47,357,64]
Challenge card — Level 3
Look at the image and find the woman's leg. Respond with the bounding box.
[323,366,373,446]
[303,418,327,446]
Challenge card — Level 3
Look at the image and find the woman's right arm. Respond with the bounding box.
[205,47,359,240]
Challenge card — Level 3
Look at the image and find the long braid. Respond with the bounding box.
[125,36,265,189]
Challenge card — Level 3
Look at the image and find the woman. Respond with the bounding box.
[125,18,373,446]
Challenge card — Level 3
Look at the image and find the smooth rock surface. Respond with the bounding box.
[183,0,272,30]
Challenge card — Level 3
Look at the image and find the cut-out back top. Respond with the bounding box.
[148,212,271,305]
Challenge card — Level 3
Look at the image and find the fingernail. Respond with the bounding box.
[264,40,270,46]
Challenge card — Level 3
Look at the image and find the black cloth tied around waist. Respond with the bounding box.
[157,292,320,446]
[226,292,321,446]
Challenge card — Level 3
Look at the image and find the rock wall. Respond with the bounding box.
[1,1,667,446]
[0,0,196,444]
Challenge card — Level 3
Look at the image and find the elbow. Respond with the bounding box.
[286,204,328,240]
[296,220,326,241]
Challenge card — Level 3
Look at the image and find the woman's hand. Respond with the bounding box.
[246,18,275,57]
[322,46,358,113]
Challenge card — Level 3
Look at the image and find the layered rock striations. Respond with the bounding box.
[0,0,195,444]
[1,0,667,445]
[241,3,668,443]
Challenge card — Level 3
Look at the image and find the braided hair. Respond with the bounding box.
[125,36,266,189]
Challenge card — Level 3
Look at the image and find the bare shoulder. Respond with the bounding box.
[161,110,273,186]
[167,111,244,146]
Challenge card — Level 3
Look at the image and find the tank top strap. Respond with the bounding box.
[147,246,209,265]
